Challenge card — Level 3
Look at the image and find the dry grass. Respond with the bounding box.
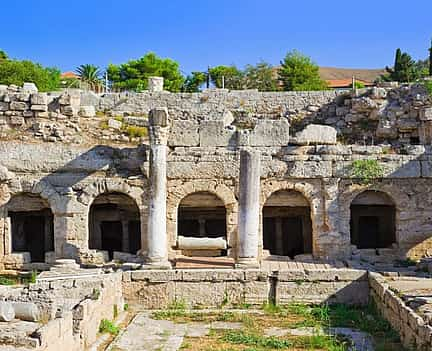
[153,303,407,351]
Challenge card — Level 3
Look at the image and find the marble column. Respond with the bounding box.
[237,148,261,267]
[146,108,171,267]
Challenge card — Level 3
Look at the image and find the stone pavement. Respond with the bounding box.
[107,311,375,351]
[106,311,241,351]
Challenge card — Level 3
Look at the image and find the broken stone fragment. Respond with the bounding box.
[0,302,15,322]
[30,92,48,105]
[79,105,96,118]
[0,165,14,181]
[11,302,40,322]
[291,124,337,145]
[22,82,38,92]
[177,236,227,250]
[108,118,122,130]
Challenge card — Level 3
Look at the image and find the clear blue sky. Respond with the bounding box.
[1,0,431,74]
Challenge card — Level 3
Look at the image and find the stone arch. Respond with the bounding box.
[88,192,141,260]
[4,192,54,262]
[167,181,237,257]
[262,189,312,258]
[260,180,323,258]
[78,179,145,254]
[350,190,396,249]
[0,178,61,264]
[339,182,405,248]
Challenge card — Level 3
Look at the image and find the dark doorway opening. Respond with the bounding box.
[89,193,141,259]
[262,190,312,258]
[350,191,396,249]
[177,192,227,256]
[7,193,54,263]
[100,221,123,260]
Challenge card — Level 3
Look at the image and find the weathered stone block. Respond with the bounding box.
[30,104,48,111]
[249,119,289,146]
[199,121,236,147]
[108,118,122,130]
[420,107,432,121]
[292,124,337,145]
[168,120,199,147]
[9,101,28,111]
[0,102,9,111]
[79,105,96,118]
[22,82,38,92]
[30,93,48,105]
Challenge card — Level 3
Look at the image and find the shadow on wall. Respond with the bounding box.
[1,143,149,263]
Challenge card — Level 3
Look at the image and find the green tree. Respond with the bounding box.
[278,50,327,91]
[182,71,207,92]
[243,61,278,91]
[0,59,60,91]
[0,50,7,61]
[107,52,184,92]
[76,64,101,90]
[209,65,243,89]
[415,58,429,78]
[385,49,418,82]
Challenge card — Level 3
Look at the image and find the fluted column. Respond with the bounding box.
[237,148,261,267]
[146,108,170,267]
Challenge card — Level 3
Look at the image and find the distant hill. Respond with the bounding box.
[318,66,386,82]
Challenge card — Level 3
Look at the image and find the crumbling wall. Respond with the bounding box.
[370,272,432,350]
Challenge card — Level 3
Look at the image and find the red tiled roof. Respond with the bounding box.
[61,71,79,79]
[326,79,374,88]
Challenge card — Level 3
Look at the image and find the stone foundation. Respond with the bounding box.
[122,268,369,308]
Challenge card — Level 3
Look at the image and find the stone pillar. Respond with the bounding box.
[148,77,164,92]
[237,148,261,267]
[146,108,170,267]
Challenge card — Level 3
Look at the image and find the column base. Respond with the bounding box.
[142,259,172,270]
[235,258,260,269]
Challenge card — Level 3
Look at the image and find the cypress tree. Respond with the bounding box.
[429,39,432,76]
[394,48,402,81]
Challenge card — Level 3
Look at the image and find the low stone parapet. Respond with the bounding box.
[122,268,369,308]
[369,272,432,349]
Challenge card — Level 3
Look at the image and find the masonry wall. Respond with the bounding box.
[1,142,432,269]
[0,84,431,268]
[122,268,369,308]
[370,273,432,350]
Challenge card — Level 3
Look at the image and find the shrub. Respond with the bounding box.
[423,80,432,95]
[124,126,148,138]
[350,159,384,184]
[354,81,365,89]
[99,319,120,335]
[0,275,16,285]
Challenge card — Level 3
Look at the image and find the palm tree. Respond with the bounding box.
[76,64,101,91]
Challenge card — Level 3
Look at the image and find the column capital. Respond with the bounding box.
[149,108,170,145]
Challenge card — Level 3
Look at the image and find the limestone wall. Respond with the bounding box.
[0,141,432,268]
[0,83,431,267]
[0,272,124,350]
[0,83,431,147]
[122,268,369,308]
[370,272,432,350]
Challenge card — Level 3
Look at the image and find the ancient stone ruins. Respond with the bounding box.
[0,78,432,350]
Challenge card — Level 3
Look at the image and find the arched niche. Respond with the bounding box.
[6,193,54,262]
[350,190,396,249]
[262,190,312,258]
[89,192,141,259]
